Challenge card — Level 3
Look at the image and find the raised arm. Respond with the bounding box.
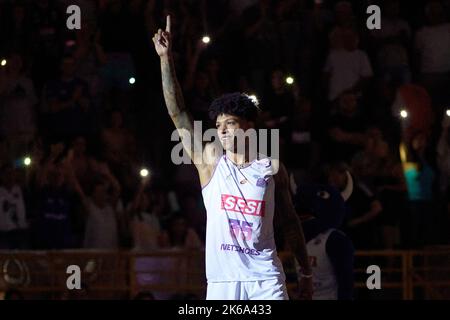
[152,15,215,184]
[274,162,313,299]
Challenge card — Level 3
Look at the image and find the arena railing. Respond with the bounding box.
[0,248,449,300]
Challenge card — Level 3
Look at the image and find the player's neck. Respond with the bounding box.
[226,150,256,166]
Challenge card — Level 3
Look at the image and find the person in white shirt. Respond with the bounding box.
[127,177,163,251]
[66,151,122,249]
[323,29,373,101]
[0,164,28,249]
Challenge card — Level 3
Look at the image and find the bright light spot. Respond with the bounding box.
[286,76,294,85]
[129,77,136,85]
[400,110,408,118]
[1,59,6,67]
[140,168,149,177]
[446,109,450,117]
[24,157,31,166]
[248,94,259,106]
[202,36,211,44]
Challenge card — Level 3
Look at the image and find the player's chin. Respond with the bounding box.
[220,140,234,151]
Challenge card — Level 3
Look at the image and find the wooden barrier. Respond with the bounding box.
[0,248,449,300]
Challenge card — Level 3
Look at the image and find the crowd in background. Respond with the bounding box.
[0,0,450,255]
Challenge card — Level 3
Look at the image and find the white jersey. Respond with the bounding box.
[298,229,338,300]
[202,155,285,282]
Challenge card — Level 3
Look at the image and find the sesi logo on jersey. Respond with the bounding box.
[221,194,265,217]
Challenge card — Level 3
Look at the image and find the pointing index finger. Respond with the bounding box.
[166,15,171,33]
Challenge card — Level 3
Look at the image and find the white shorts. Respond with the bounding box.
[206,278,289,300]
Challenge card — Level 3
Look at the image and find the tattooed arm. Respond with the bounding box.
[274,162,313,299]
[152,16,216,185]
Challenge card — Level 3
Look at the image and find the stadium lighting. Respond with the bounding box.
[129,77,136,85]
[446,109,450,117]
[1,59,6,67]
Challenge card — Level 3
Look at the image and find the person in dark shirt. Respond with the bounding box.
[42,55,93,142]
[31,142,77,249]
[327,90,367,162]
[327,163,382,249]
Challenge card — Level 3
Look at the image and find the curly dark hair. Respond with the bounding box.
[208,92,260,122]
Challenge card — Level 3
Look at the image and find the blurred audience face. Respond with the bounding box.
[271,70,284,92]
[72,137,87,155]
[412,133,427,152]
[0,166,15,188]
[61,57,76,79]
[5,54,24,76]
[92,183,108,206]
[207,59,220,75]
[374,141,389,159]
[138,193,151,211]
[335,1,354,26]
[338,92,358,116]
[170,217,188,239]
[110,111,124,129]
[328,168,347,191]
[48,164,65,188]
[195,72,209,91]
[342,29,359,51]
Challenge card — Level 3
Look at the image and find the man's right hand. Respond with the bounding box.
[152,15,171,57]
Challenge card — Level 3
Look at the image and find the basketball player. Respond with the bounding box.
[152,16,312,300]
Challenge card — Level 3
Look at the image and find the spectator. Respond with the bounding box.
[0,54,38,159]
[31,142,77,249]
[0,164,29,249]
[328,1,357,50]
[352,129,407,249]
[41,55,94,142]
[371,0,412,86]
[262,68,295,141]
[0,2,32,56]
[327,90,367,162]
[101,109,137,185]
[159,215,203,250]
[437,116,450,195]
[29,0,63,90]
[98,0,136,108]
[128,177,163,251]
[402,132,436,247]
[67,152,122,249]
[242,0,281,94]
[72,24,107,107]
[323,28,373,102]
[178,192,206,241]
[391,84,434,146]
[327,163,382,249]
[287,95,320,175]
[414,1,450,110]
